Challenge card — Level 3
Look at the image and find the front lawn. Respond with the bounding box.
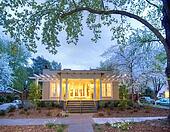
[93,119,170,132]
[0,124,68,132]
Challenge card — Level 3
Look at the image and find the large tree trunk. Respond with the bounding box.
[162,0,170,120]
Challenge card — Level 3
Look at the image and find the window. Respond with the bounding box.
[50,81,60,97]
[102,83,112,97]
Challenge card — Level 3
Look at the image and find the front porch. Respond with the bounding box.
[30,69,122,112]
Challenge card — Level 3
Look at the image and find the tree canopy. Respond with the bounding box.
[0,0,166,53]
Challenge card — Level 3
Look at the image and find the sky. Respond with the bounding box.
[32,26,114,70]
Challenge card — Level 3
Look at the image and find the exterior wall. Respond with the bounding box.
[42,82,50,100]
[41,69,120,101]
[112,81,119,100]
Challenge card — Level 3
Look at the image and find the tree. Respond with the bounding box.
[32,56,51,75]
[0,0,170,116]
[0,54,13,90]
[31,56,62,75]
[101,29,167,98]
[119,84,128,100]
[0,0,169,82]
[0,39,31,90]
[28,82,41,107]
[51,61,62,70]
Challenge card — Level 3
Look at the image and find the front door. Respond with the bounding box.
[68,79,94,100]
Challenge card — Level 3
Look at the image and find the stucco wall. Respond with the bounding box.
[42,82,50,100]
[112,81,119,100]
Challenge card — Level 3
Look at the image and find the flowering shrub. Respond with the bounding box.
[111,121,133,131]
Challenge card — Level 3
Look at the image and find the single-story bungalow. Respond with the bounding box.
[30,69,123,112]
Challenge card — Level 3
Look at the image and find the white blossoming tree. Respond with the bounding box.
[0,54,13,90]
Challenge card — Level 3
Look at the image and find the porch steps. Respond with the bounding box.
[66,100,97,113]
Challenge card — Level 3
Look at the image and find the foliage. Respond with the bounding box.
[142,87,155,98]
[0,110,6,116]
[98,101,106,108]
[111,121,134,131]
[119,84,128,100]
[0,53,13,90]
[101,29,167,96]
[0,0,164,54]
[28,82,41,107]
[118,100,128,109]
[0,38,31,91]
[45,123,66,132]
[31,56,62,75]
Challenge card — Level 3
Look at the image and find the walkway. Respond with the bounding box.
[0,115,167,132]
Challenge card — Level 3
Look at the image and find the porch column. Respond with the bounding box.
[60,78,63,100]
[93,79,96,100]
[100,79,102,100]
[35,78,39,86]
[66,78,68,100]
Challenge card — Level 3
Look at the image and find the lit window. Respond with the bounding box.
[107,83,112,97]
[50,81,60,97]
[102,83,112,97]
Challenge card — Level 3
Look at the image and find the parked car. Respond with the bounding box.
[155,98,170,106]
[12,100,23,108]
[139,96,155,104]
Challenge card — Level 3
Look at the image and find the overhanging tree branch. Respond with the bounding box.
[60,7,166,46]
[145,0,159,8]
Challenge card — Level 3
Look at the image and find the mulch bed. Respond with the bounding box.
[93,119,170,132]
[0,108,63,118]
[93,107,170,117]
[0,125,68,132]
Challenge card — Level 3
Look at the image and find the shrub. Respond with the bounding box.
[144,106,151,113]
[6,94,15,103]
[0,96,6,103]
[106,108,111,115]
[98,101,105,109]
[0,110,6,116]
[118,100,128,110]
[8,113,14,117]
[19,110,25,114]
[108,101,115,109]
[26,111,30,115]
[98,112,104,117]
[105,122,111,127]
[127,100,133,107]
[28,82,41,108]
[119,84,128,100]
[46,111,51,116]
[111,121,134,131]
[24,108,28,112]
[45,123,56,128]
[8,105,16,112]
[133,109,138,112]
[57,127,64,132]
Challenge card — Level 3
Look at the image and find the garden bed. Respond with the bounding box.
[93,107,169,117]
[0,107,67,118]
[0,124,68,132]
[93,119,170,132]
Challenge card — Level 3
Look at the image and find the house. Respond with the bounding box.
[31,69,121,112]
[0,87,22,98]
[157,85,169,98]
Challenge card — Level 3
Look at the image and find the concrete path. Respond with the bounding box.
[0,114,94,132]
[93,116,167,124]
[0,115,167,132]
